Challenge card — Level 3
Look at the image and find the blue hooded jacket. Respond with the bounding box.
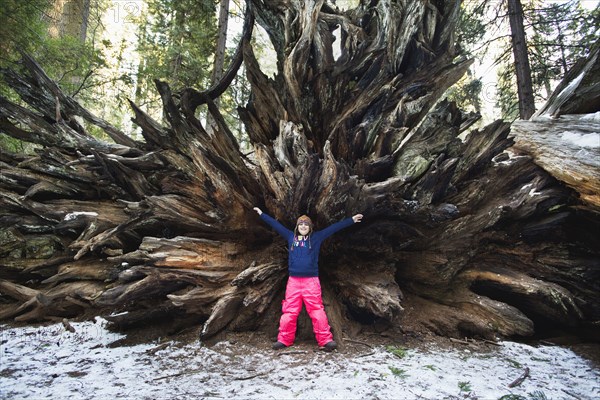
[260,213,355,277]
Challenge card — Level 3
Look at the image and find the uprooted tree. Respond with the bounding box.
[1,1,598,343]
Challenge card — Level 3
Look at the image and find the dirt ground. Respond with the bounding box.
[2,317,600,400]
[109,313,600,375]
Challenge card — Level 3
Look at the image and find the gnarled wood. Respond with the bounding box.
[512,115,600,209]
[0,1,598,343]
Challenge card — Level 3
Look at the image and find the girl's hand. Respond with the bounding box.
[253,207,263,215]
[352,214,363,223]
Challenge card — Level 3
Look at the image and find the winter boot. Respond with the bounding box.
[321,341,337,352]
[272,341,287,350]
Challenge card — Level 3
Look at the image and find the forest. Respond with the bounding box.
[0,0,598,347]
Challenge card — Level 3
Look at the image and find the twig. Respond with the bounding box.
[146,343,169,355]
[508,367,530,388]
[561,389,582,400]
[356,349,376,357]
[343,338,374,349]
[277,350,308,356]
[233,368,275,381]
[449,337,470,345]
[449,337,499,347]
[152,368,205,381]
[539,340,556,346]
[342,338,376,357]
[482,339,501,346]
[407,388,426,399]
[62,318,76,333]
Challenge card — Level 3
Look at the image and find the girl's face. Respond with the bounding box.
[297,222,311,236]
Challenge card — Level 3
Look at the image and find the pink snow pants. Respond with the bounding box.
[277,276,334,347]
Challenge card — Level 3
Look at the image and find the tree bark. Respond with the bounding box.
[80,0,91,41]
[206,0,231,133]
[533,40,600,117]
[0,1,598,344]
[507,0,536,119]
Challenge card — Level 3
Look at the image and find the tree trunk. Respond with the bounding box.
[0,1,598,343]
[47,0,89,40]
[80,0,90,42]
[206,0,231,133]
[507,0,536,119]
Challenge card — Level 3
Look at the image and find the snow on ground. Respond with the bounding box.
[1,318,599,400]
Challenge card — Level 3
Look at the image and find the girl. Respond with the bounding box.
[253,207,363,351]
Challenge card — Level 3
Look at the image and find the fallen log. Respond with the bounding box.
[0,2,597,344]
[0,279,103,321]
[512,114,600,209]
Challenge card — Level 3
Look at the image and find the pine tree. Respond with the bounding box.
[135,0,218,120]
[508,0,536,119]
[529,1,599,101]
[455,0,598,120]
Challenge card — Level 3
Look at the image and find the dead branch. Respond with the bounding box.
[508,367,530,388]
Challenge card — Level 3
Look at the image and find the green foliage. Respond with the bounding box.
[135,0,218,116]
[505,357,523,369]
[451,1,490,115]
[496,63,519,121]
[0,0,54,108]
[0,0,137,151]
[445,71,483,113]
[456,0,599,120]
[385,345,408,359]
[528,391,548,400]
[456,2,489,58]
[0,1,114,96]
[0,0,51,64]
[498,391,547,400]
[388,366,408,378]
[133,0,253,147]
[528,1,599,100]
[215,43,252,151]
[0,0,253,152]
[34,35,107,96]
[458,381,472,392]
[0,134,37,155]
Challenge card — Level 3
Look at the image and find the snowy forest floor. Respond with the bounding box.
[1,317,599,400]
